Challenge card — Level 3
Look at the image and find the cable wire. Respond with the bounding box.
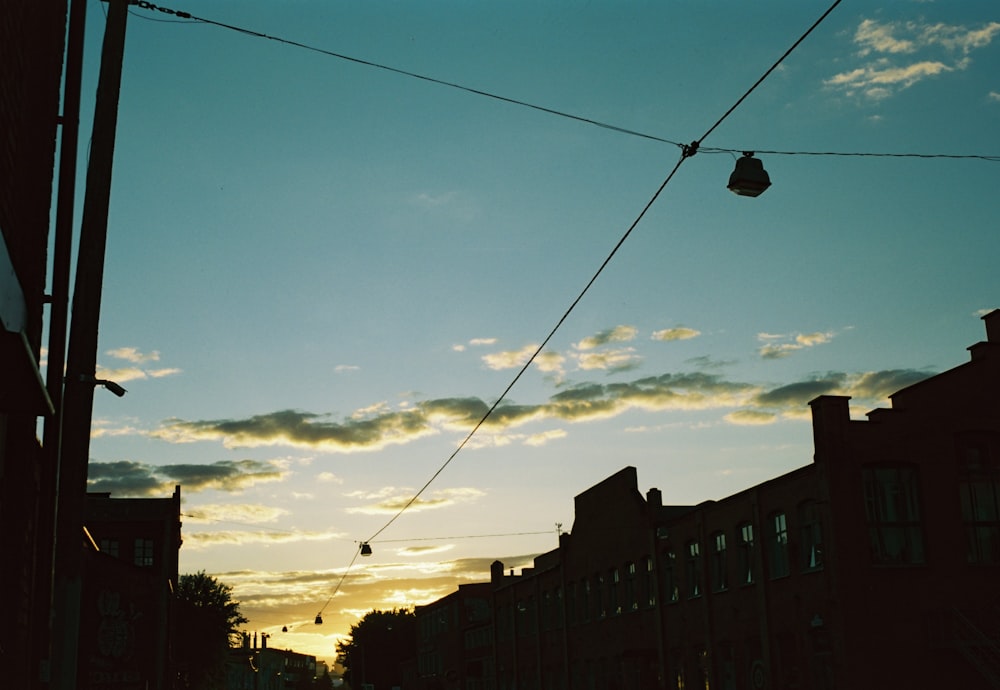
[126,1,999,163]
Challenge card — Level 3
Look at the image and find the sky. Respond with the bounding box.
[62,0,998,663]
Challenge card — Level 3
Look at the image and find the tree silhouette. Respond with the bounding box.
[336,608,416,689]
[173,571,248,689]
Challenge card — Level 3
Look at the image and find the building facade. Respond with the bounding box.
[82,486,183,690]
[426,310,1000,690]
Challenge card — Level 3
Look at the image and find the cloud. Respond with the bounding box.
[182,528,340,550]
[575,325,638,350]
[827,19,1000,100]
[345,487,486,515]
[481,344,538,371]
[758,331,835,359]
[989,92,1000,102]
[574,348,641,372]
[335,364,359,374]
[106,347,160,364]
[651,327,701,342]
[97,347,181,383]
[725,409,778,426]
[184,503,289,524]
[86,458,290,497]
[150,361,935,452]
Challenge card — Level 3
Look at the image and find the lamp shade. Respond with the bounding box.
[360,542,373,556]
[727,153,771,197]
[314,614,323,625]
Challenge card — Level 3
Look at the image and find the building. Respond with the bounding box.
[442,310,1000,689]
[415,582,496,689]
[82,487,183,690]
[0,2,71,688]
[229,633,319,690]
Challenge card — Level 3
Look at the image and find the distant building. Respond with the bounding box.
[229,632,318,690]
[431,310,1000,689]
[82,486,183,690]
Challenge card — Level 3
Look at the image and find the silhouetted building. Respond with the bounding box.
[415,582,495,689]
[433,310,1000,689]
[82,487,183,690]
[0,2,70,688]
[229,632,318,690]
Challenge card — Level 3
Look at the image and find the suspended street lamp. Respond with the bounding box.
[360,542,373,556]
[727,152,771,197]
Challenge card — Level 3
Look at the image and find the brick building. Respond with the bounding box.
[0,1,70,688]
[429,310,1000,689]
[82,487,183,689]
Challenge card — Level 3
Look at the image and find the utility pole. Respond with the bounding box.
[50,1,128,688]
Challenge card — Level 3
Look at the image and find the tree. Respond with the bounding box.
[336,608,416,689]
[173,570,248,689]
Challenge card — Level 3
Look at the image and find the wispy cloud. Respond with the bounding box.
[651,327,701,342]
[344,487,486,515]
[574,325,638,350]
[574,348,641,373]
[98,347,181,382]
[757,331,835,359]
[827,18,1000,100]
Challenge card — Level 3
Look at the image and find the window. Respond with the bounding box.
[767,512,789,578]
[566,581,576,626]
[625,561,638,611]
[99,538,119,558]
[580,579,590,622]
[959,439,1000,564]
[662,549,679,603]
[711,532,727,592]
[608,568,621,615]
[799,501,824,571]
[644,555,656,608]
[134,538,154,567]
[594,573,605,619]
[863,465,925,565]
[737,522,754,585]
[686,540,702,598]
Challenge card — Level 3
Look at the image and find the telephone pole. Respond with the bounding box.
[50,1,128,688]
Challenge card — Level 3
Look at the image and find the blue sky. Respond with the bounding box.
[66,0,998,661]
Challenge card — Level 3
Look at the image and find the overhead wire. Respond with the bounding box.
[124,0,995,621]
[125,1,999,163]
[316,0,847,619]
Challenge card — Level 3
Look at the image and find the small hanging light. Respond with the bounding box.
[727,152,771,197]
[314,614,323,625]
[281,626,288,633]
[360,542,373,557]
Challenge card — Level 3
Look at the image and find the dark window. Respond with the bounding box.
[134,538,154,567]
[594,573,605,619]
[608,568,620,615]
[767,512,789,578]
[799,501,824,571]
[662,549,679,603]
[644,556,656,608]
[686,540,702,598]
[100,538,119,558]
[625,561,638,611]
[580,579,590,622]
[864,465,925,565]
[566,581,576,626]
[959,439,1000,564]
[737,522,755,584]
[711,532,727,592]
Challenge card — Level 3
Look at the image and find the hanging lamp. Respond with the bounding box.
[727,152,771,197]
